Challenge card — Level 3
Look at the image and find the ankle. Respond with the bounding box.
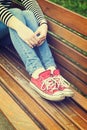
[32,68,45,79]
[47,66,56,74]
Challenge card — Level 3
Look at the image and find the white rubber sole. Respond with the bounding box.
[62,89,74,97]
[30,82,65,101]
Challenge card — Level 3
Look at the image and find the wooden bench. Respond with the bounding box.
[0,0,87,129]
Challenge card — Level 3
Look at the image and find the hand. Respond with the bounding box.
[35,24,48,46]
[17,24,39,48]
[7,16,39,48]
[7,16,47,47]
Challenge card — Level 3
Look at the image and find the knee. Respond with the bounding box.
[9,8,22,15]
[23,10,34,17]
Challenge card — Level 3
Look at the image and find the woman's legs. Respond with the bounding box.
[0,22,11,47]
[0,22,9,39]
[8,9,73,100]
[9,8,45,75]
[22,10,56,71]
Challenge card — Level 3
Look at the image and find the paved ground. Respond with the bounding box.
[0,111,14,130]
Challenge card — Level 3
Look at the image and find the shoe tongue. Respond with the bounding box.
[39,70,51,79]
[53,69,60,76]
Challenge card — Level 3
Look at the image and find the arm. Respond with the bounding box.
[0,3,13,24]
[7,15,40,48]
[0,3,39,48]
[21,0,48,45]
[21,0,47,25]
[0,1,46,47]
[0,3,24,31]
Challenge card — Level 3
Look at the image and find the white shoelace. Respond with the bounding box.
[41,77,58,92]
[53,75,70,88]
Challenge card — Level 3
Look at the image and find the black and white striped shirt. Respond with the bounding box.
[0,0,11,8]
[0,0,45,24]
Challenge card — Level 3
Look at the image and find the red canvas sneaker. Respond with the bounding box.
[52,69,74,97]
[30,70,65,101]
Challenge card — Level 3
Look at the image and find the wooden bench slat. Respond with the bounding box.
[63,99,87,121]
[69,89,87,114]
[52,51,87,93]
[37,0,87,36]
[0,67,63,130]
[48,35,87,69]
[54,101,87,130]
[0,86,40,130]
[0,65,87,130]
[48,20,87,52]
[51,46,87,83]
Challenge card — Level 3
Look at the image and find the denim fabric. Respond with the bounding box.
[1,8,56,74]
[0,22,9,39]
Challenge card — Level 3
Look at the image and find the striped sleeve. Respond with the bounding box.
[0,3,13,24]
[21,0,46,24]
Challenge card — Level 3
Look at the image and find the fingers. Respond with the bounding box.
[25,35,39,48]
[24,32,46,48]
[36,36,46,46]
[25,40,33,48]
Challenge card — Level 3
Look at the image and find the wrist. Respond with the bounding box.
[40,22,47,26]
[39,19,47,26]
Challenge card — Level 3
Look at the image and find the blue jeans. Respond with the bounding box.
[0,22,9,39]
[0,8,56,75]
